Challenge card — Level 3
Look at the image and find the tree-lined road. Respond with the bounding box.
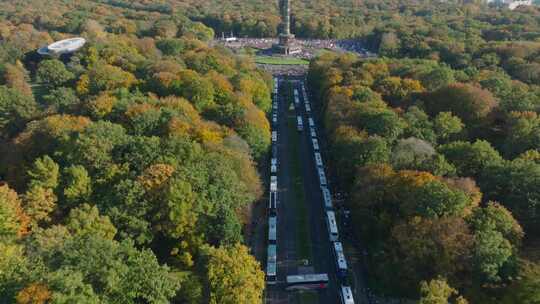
[265,76,341,304]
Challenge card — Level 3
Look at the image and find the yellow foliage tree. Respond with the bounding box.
[204,243,265,304]
[16,283,51,304]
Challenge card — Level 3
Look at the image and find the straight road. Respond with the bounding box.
[266,75,298,304]
[293,80,339,304]
[304,79,372,304]
[266,76,340,304]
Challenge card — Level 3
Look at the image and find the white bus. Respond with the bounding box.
[310,127,317,138]
[312,138,320,150]
[285,273,329,291]
[326,210,339,241]
[333,241,348,278]
[308,117,315,127]
[297,116,304,131]
[318,167,327,186]
[321,186,333,209]
[314,152,323,167]
[271,131,277,142]
[268,216,277,244]
[339,286,355,304]
[268,191,277,214]
[270,175,277,192]
[267,245,277,284]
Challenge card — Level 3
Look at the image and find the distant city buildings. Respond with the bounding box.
[486,0,533,10]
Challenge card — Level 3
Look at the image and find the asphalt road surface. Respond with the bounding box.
[265,76,340,304]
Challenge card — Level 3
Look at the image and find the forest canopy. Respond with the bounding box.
[0,0,269,303]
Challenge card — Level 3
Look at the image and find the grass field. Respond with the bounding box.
[256,56,309,65]
[287,113,312,262]
[297,291,319,304]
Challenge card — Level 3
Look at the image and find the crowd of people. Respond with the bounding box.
[216,37,372,59]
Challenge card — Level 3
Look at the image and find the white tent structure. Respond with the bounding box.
[38,37,86,56]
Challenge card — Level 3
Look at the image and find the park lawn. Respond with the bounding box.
[256,56,309,65]
[297,291,319,304]
[287,110,312,262]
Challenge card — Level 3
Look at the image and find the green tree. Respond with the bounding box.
[84,63,137,95]
[504,111,540,157]
[469,202,524,247]
[27,155,59,190]
[46,270,101,304]
[34,234,181,304]
[36,60,74,88]
[404,180,473,218]
[472,229,514,283]
[65,204,117,240]
[23,186,57,226]
[61,121,128,171]
[420,66,456,91]
[501,261,540,304]
[402,107,436,143]
[434,112,463,142]
[440,140,503,178]
[419,277,467,304]
[62,165,92,206]
[0,85,39,138]
[42,87,80,113]
[170,70,215,111]
[480,159,540,233]
[355,102,405,142]
[0,243,29,302]
[202,243,264,304]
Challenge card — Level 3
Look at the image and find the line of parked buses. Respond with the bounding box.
[266,77,354,304]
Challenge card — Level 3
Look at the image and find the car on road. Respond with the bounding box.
[297,116,303,131]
